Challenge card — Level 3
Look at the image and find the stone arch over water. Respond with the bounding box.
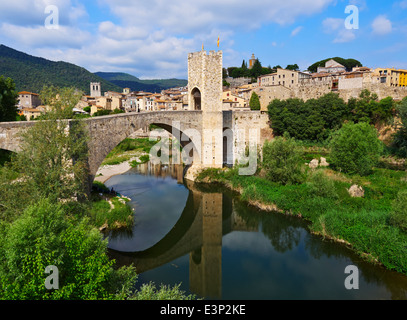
[84,111,203,186]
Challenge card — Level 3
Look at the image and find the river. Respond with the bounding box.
[104,162,407,300]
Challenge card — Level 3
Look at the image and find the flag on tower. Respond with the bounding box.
[217,36,220,48]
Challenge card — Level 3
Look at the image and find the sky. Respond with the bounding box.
[0,0,406,79]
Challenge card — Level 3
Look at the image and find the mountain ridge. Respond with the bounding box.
[0,44,187,95]
[94,72,187,93]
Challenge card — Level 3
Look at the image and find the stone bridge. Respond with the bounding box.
[0,109,271,184]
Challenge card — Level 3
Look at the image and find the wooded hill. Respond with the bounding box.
[0,44,187,95]
[95,72,187,93]
[0,44,122,94]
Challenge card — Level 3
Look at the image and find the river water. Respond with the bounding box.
[105,162,407,300]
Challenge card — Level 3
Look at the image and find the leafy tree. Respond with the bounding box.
[262,135,304,185]
[0,76,18,122]
[286,64,299,71]
[349,90,394,125]
[392,97,407,157]
[312,92,348,130]
[249,59,263,79]
[249,92,261,110]
[268,97,330,141]
[329,122,383,176]
[0,86,90,219]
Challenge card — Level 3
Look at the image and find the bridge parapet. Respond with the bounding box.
[0,121,36,152]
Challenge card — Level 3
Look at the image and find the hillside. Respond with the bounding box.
[0,44,123,94]
[95,72,187,93]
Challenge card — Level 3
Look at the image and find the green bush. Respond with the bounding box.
[249,92,260,110]
[306,169,338,199]
[390,190,407,231]
[262,135,304,185]
[392,97,407,158]
[329,122,383,176]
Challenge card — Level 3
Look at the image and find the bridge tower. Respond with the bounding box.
[186,50,223,179]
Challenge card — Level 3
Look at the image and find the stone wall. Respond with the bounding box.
[255,81,407,110]
[223,110,272,165]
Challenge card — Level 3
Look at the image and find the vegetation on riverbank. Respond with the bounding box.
[90,181,134,232]
[101,138,156,167]
[196,112,407,275]
[197,160,407,274]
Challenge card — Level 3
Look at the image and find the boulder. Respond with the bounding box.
[309,159,319,169]
[348,184,364,198]
[320,157,329,167]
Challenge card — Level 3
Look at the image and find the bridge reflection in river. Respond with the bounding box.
[108,162,256,299]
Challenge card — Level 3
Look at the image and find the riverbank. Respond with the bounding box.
[95,137,155,183]
[195,164,407,275]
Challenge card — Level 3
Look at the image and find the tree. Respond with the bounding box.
[349,90,394,125]
[0,76,18,122]
[249,59,263,79]
[392,97,407,157]
[286,64,299,71]
[329,122,383,176]
[249,92,261,110]
[262,135,304,185]
[5,86,89,211]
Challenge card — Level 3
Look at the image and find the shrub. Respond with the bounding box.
[329,122,383,176]
[249,92,261,110]
[392,97,407,158]
[262,135,304,185]
[306,169,338,199]
[390,190,407,231]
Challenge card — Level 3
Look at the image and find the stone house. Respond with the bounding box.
[17,91,41,109]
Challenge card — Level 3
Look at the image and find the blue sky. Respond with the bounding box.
[0,0,406,79]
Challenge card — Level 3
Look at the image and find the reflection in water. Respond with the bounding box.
[106,163,407,300]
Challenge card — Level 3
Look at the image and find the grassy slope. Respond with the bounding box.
[196,150,407,275]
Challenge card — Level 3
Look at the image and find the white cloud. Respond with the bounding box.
[101,0,334,31]
[0,23,90,49]
[398,1,407,9]
[291,26,303,37]
[371,15,392,35]
[0,0,337,78]
[322,18,356,43]
[0,0,85,27]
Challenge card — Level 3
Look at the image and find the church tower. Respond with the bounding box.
[90,82,101,97]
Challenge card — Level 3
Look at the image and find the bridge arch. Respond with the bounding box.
[84,111,203,186]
